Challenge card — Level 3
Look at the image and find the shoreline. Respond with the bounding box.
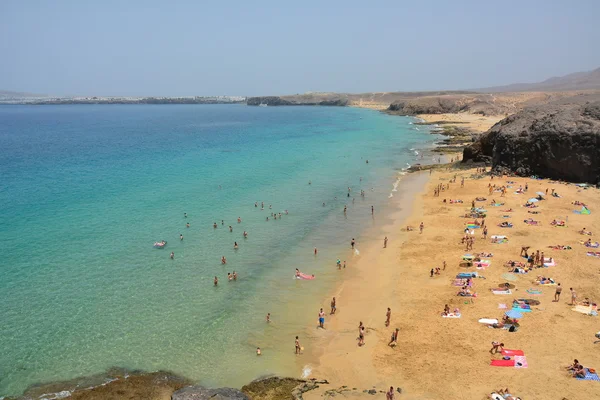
[298,169,431,387]
[302,167,600,399]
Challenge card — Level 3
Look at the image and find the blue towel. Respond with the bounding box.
[576,368,600,381]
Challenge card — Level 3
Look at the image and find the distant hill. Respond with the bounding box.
[0,90,48,100]
[474,67,600,93]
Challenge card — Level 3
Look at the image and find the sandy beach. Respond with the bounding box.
[417,113,503,133]
[301,166,600,400]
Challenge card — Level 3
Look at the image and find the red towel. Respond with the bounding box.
[491,359,515,367]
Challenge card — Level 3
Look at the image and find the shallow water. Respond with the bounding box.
[0,104,437,396]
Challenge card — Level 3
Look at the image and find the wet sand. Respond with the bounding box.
[303,167,600,400]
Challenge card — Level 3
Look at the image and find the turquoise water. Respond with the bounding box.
[0,105,436,396]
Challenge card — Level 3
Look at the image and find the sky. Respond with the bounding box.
[1,0,599,97]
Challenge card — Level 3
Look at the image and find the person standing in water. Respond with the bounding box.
[186,222,190,228]
[371,205,374,215]
[234,242,238,249]
[314,247,318,255]
[243,231,248,238]
[214,276,218,286]
[384,236,388,248]
[295,336,301,354]
[318,308,325,328]
[184,213,187,218]
[351,238,355,249]
[237,217,241,223]
[170,252,174,259]
[221,256,227,264]
[266,313,271,323]
[229,226,233,232]
[180,234,183,241]
[233,271,238,280]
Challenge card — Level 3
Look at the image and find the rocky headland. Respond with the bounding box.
[463,94,600,184]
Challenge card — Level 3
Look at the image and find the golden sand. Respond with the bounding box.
[302,168,600,400]
[417,113,503,133]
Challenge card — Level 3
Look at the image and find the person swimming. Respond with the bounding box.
[243,231,248,238]
[213,222,217,228]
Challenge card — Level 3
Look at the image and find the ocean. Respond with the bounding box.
[0,104,438,397]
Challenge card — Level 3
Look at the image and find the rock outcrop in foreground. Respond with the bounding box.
[463,101,600,184]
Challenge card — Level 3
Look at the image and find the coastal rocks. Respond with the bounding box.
[463,101,600,184]
[241,377,306,400]
[246,96,293,106]
[246,96,348,106]
[172,386,249,400]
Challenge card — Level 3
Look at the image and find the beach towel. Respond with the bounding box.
[457,272,478,278]
[490,359,515,367]
[492,203,504,207]
[537,281,556,286]
[576,368,600,381]
[497,223,513,228]
[543,260,556,267]
[514,356,528,368]
[442,313,461,318]
[587,252,600,258]
[574,207,591,215]
[466,224,480,229]
[498,303,507,309]
[583,241,600,248]
[512,307,532,313]
[491,235,507,239]
[572,305,596,315]
[462,254,474,260]
[453,279,473,287]
[526,288,542,295]
[478,318,498,325]
[501,349,524,356]
[492,289,512,295]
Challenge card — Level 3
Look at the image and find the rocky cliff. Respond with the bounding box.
[462,100,600,184]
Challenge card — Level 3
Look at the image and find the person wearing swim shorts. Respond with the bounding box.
[330,297,336,314]
[318,308,325,328]
[554,283,562,301]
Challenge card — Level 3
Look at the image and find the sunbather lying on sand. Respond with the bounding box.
[535,276,555,285]
[524,219,540,225]
[475,197,486,201]
[583,239,600,248]
[498,222,513,228]
[525,203,538,208]
[457,287,477,297]
[548,245,571,250]
[550,219,565,226]
[503,208,514,212]
[527,210,541,214]
[509,266,528,274]
[476,252,493,257]
[573,201,587,206]
[579,227,592,235]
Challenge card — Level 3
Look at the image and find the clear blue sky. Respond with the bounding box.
[1,0,599,97]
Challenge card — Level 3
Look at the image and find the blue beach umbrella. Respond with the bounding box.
[528,198,539,203]
[505,309,523,319]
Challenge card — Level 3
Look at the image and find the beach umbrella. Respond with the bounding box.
[528,198,539,203]
[505,309,523,319]
[502,273,518,282]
